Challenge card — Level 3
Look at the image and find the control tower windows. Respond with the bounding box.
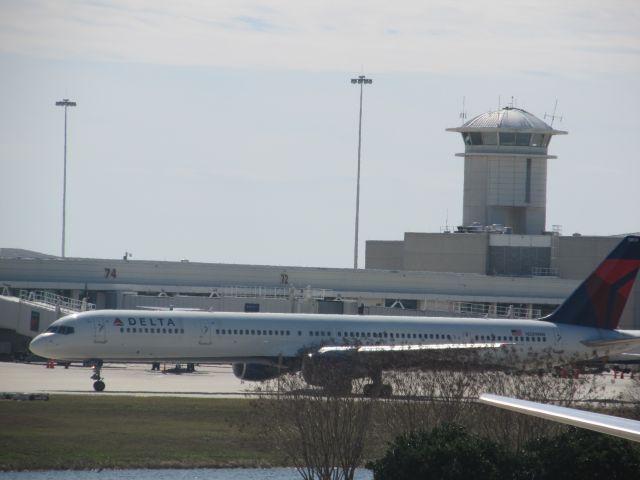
[462,132,484,145]
[482,133,497,145]
[516,133,531,146]
[531,134,544,147]
[499,132,516,145]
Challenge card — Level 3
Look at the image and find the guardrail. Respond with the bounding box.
[208,286,329,300]
[17,290,95,312]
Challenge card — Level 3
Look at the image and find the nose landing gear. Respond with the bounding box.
[89,360,105,392]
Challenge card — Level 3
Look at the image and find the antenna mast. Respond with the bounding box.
[459,96,467,122]
[544,99,563,127]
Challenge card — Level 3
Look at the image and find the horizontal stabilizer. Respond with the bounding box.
[479,394,640,443]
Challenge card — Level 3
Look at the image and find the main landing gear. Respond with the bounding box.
[89,360,105,392]
[362,370,393,397]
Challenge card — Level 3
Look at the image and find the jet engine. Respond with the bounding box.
[232,362,282,381]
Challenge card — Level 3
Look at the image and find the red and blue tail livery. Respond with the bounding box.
[549,236,640,329]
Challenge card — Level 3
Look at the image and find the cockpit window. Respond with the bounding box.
[47,326,74,335]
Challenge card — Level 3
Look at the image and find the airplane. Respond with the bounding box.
[479,394,640,443]
[29,235,640,394]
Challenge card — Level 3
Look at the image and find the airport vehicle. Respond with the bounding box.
[479,394,640,442]
[29,236,640,393]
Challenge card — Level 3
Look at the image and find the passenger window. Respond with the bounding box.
[180,329,184,333]
[269,330,273,335]
[120,327,124,333]
[162,328,166,334]
[234,329,238,334]
[251,330,255,335]
[286,330,290,335]
[257,330,261,335]
[216,329,220,334]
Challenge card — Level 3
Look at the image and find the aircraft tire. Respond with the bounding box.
[93,380,106,392]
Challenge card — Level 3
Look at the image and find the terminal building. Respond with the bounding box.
[1,107,637,358]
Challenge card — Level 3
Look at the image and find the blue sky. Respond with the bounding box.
[1,1,639,267]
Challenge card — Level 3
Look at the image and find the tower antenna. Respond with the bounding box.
[544,99,563,127]
[459,96,467,122]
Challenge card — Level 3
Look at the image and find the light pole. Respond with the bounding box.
[55,98,77,258]
[350,75,372,269]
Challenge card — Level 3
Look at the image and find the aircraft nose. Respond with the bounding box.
[29,334,55,358]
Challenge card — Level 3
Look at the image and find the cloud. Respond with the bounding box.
[0,0,638,75]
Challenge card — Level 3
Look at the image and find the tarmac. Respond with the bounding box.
[0,361,251,398]
[0,361,637,402]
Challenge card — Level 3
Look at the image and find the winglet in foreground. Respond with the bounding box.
[479,394,640,443]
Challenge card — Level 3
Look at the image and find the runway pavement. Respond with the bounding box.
[0,361,254,398]
[0,361,637,401]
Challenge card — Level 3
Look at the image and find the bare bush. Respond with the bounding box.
[252,373,374,480]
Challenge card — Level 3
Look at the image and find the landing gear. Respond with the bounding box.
[363,383,392,397]
[363,370,393,397]
[89,360,105,392]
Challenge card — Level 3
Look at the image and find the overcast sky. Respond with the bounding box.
[1,1,638,267]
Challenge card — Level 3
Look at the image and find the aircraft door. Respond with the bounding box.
[199,319,212,345]
[93,317,107,344]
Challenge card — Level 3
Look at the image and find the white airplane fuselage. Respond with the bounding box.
[29,309,639,367]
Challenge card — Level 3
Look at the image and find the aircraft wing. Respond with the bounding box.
[318,342,511,354]
[479,394,640,443]
[312,342,514,369]
[582,337,640,350]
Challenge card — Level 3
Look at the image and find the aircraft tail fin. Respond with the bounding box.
[548,236,640,329]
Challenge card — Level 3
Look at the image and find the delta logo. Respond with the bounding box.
[113,318,124,327]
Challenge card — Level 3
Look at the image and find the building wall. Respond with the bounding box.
[464,155,548,234]
[365,241,404,270]
[463,156,489,226]
[402,233,488,274]
[554,236,618,279]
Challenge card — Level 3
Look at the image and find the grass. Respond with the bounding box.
[0,395,281,471]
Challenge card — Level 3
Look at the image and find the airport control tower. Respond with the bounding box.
[447,107,567,234]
